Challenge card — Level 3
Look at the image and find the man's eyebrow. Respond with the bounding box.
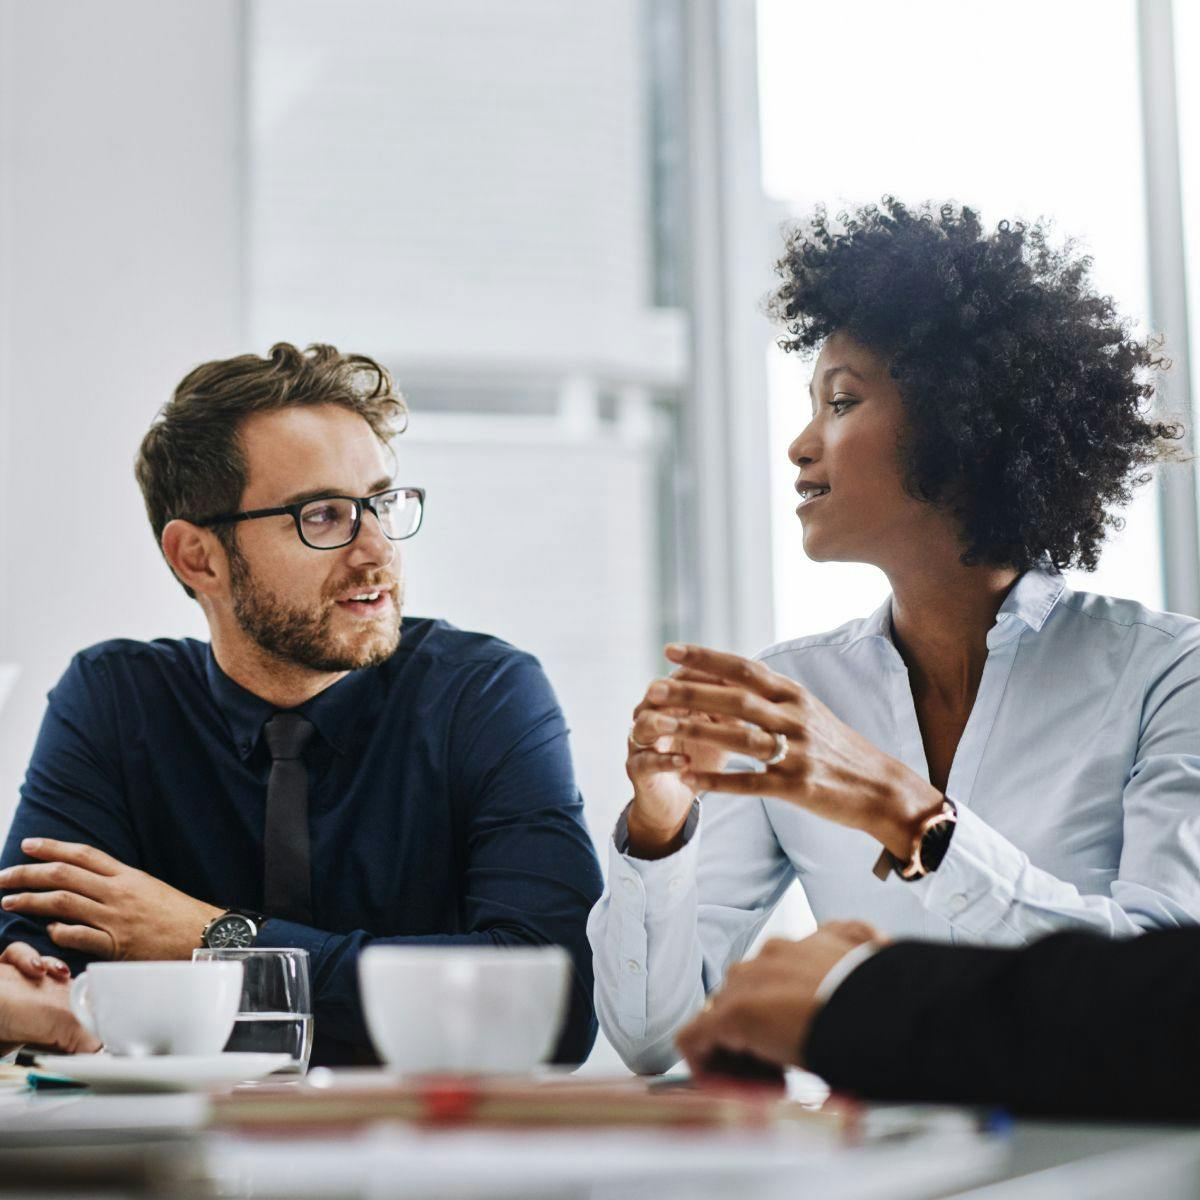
[276,478,394,507]
[277,486,342,507]
[808,363,866,398]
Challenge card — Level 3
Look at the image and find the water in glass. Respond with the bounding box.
[193,947,313,1074]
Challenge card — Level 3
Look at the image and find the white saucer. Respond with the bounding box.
[34,1052,293,1093]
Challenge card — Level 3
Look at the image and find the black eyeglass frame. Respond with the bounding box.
[196,486,426,550]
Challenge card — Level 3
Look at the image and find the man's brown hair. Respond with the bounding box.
[136,342,408,596]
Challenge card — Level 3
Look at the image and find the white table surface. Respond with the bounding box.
[1,1085,1198,1199]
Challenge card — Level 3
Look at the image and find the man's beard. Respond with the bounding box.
[228,545,403,672]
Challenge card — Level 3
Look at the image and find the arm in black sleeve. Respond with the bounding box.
[0,654,137,972]
[258,651,604,1063]
[804,928,1200,1119]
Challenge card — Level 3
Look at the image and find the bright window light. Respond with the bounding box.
[1177,1,1200,445]
[758,0,1162,641]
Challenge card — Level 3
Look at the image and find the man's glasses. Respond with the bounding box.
[198,487,425,551]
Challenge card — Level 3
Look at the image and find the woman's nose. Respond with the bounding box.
[788,420,820,467]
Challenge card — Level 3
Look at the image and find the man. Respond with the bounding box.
[0,943,98,1056]
[677,922,1199,1119]
[0,342,603,1066]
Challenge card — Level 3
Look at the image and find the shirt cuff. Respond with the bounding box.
[254,917,334,960]
[814,941,879,1005]
[908,803,1027,940]
[607,800,702,917]
[614,799,700,857]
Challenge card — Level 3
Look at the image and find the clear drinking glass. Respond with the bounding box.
[192,947,313,1074]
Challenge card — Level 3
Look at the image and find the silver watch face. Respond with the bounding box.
[207,914,255,948]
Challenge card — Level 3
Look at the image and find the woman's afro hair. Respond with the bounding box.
[768,197,1181,571]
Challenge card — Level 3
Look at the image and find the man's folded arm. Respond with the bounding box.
[260,652,603,1061]
[805,928,1200,1118]
[1,648,603,1063]
[0,654,138,970]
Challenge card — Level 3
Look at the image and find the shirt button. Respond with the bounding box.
[948,893,968,915]
[625,959,642,974]
[667,877,683,893]
[621,877,638,894]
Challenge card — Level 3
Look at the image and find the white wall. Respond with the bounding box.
[0,0,243,821]
[249,0,685,383]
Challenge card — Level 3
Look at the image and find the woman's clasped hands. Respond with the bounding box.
[626,643,945,861]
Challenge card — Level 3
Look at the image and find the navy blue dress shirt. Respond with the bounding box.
[0,618,603,1065]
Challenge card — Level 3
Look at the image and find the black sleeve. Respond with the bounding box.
[804,929,1200,1119]
[0,653,138,973]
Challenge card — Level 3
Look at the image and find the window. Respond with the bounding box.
[1177,1,1200,446]
[758,0,1162,640]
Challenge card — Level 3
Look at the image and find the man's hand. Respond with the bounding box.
[676,922,882,1077]
[0,838,222,961]
[0,962,100,1055]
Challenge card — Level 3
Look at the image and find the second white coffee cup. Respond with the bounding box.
[69,961,243,1057]
[359,945,570,1074]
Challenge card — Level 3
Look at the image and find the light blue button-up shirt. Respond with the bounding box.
[588,569,1200,1073]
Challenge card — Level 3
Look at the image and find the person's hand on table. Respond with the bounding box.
[0,957,100,1056]
[0,838,222,961]
[676,921,883,1076]
[643,643,946,860]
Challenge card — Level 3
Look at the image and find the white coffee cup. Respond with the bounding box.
[358,945,570,1074]
[69,961,244,1057]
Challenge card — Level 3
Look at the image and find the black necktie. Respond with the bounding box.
[262,712,316,924]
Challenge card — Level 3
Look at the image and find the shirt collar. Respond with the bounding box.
[296,666,379,754]
[861,597,894,643]
[860,567,1066,652]
[205,645,379,761]
[991,567,1066,640]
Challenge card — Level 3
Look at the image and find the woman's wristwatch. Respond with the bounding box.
[872,799,958,882]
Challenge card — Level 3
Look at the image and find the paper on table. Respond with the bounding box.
[0,664,18,716]
[209,1073,839,1135]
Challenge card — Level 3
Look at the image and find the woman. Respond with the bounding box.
[588,199,1200,1074]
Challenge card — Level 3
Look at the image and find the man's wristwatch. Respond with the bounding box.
[872,799,958,882]
[201,909,265,949]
